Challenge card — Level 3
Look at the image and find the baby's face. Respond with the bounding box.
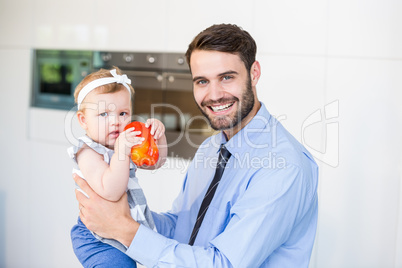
[82,89,132,148]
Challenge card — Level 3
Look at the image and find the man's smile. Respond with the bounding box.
[208,102,235,113]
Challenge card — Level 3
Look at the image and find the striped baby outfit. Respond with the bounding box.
[68,135,156,252]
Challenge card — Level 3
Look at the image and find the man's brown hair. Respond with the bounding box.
[185,24,257,72]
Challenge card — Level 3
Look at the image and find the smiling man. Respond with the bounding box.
[191,49,260,138]
[74,24,319,267]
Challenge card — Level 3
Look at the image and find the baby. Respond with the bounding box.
[68,67,167,267]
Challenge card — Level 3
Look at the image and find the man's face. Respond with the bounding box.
[190,50,256,131]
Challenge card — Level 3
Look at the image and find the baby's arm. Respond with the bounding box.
[140,118,168,170]
[76,128,144,201]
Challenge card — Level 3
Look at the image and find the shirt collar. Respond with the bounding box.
[214,102,271,159]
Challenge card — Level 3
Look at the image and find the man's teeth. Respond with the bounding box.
[210,103,233,112]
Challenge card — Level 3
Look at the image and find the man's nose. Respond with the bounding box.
[207,81,225,101]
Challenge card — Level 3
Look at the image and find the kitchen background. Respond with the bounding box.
[0,0,401,267]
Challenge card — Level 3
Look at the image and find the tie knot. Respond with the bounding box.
[219,144,231,165]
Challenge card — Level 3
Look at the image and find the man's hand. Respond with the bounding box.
[74,174,139,247]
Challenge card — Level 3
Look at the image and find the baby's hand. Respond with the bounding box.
[116,127,145,156]
[145,118,165,140]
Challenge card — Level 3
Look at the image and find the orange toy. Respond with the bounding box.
[124,121,159,167]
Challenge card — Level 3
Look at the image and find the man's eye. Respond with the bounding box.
[100,112,108,117]
[222,75,233,81]
[196,80,207,85]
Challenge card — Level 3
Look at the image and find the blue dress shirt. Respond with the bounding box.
[126,102,319,267]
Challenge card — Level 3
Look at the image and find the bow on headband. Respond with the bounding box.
[77,69,132,110]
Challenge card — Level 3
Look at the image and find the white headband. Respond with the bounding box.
[77,69,132,110]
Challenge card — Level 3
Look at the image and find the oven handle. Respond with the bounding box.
[164,72,193,92]
[122,70,193,92]
[123,70,163,80]
[122,70,164,89]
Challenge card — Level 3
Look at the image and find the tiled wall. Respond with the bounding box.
[0,0,401,267]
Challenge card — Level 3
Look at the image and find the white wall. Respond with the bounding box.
[0,0,401,267]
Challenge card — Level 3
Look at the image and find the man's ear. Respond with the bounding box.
[77,111,88,130]
[250,61,261,87]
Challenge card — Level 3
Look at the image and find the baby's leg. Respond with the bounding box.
[71,217,137,268]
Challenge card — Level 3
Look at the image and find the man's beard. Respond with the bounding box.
[197,76,255,131]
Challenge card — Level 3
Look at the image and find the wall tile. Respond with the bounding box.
[0,49,33,267]
[28,108,85,146]
[257,55,326,152]
[315,58,402,267]
[328,0,402,58]
[166,0,254,52]
[396,171,402,267]
[28,141,82,267]
[32,0,169,51]
[0,0,34,47]
[33,0,96,49]
[92,0,168,51]
[254,0,328,55]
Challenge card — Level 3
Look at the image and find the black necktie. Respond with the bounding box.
[189,144,232,246]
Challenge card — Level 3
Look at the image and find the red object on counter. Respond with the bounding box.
[124,121,159,167]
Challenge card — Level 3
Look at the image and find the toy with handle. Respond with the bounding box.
[124,121,159,166]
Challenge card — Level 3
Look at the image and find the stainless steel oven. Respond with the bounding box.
[31,50,92,110]
[32,50,215,159]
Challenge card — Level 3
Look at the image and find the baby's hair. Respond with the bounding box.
[74,66,134,110]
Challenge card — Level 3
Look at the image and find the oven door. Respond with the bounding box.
[124,70,216,159]
[31,50,92,110]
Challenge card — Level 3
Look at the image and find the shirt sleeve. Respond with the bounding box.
[151,211,177,239]
[127,225,233,267]
[126,164,316,267]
